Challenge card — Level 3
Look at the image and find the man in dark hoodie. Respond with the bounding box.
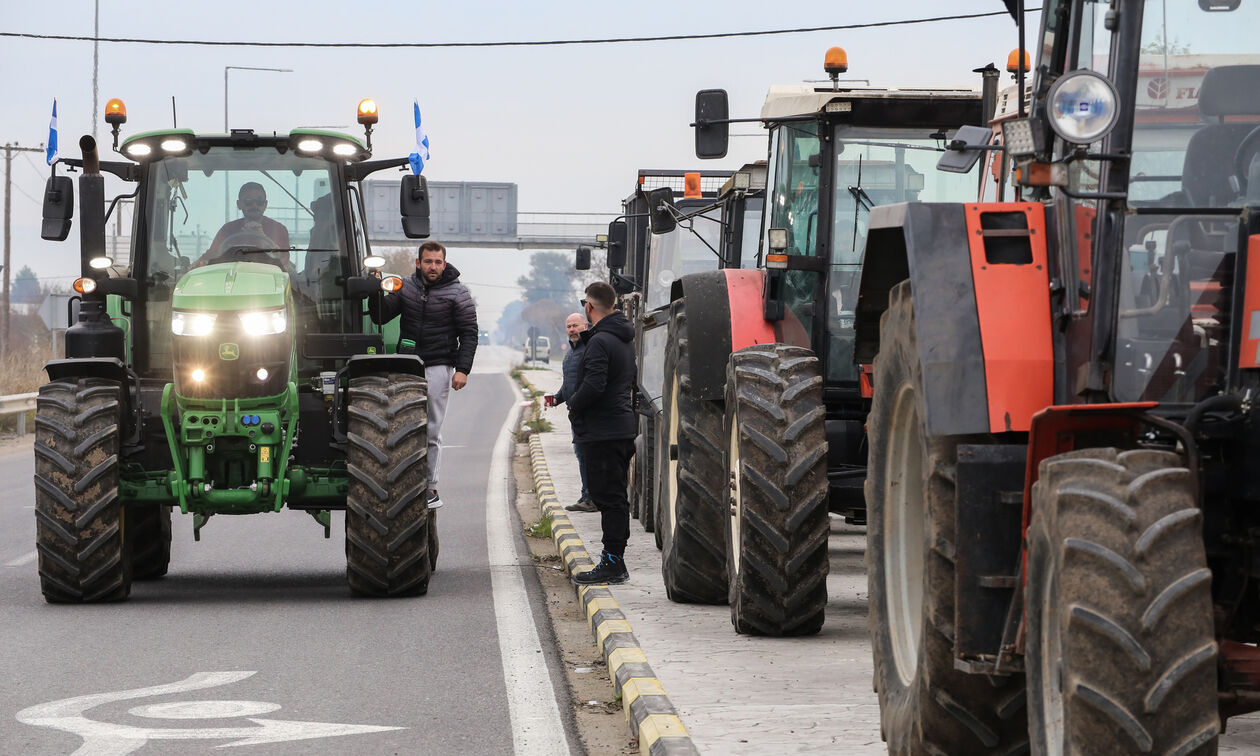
[370,241,478,509]
[569,281,637,586]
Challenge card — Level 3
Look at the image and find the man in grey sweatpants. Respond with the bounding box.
[369,240,479,508]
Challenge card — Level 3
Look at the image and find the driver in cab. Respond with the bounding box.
[203,182,290,264]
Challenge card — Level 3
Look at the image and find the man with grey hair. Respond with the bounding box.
[568,281,637,586]
[545,312,593,511]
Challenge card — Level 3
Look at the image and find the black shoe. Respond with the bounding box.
[564,497,598,513]
[427,489,443,510]
[572,552,628,586]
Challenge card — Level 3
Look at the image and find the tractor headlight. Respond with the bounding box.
[172,311,217,336]
[238,308,287,336]
[1046,70,1120,145]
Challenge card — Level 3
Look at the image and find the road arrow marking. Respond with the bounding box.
[16,671,404,755]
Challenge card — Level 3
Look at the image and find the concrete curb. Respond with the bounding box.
[527,433,700,756]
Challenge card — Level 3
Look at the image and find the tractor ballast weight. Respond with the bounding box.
[33,103,436,603]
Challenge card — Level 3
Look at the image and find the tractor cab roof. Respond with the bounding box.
[119,128,371,163]
[760,85,983,128]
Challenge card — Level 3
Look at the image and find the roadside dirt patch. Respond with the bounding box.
[512,440,637,755]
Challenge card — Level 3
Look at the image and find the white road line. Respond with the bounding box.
[486,376,569,755]
[5,550,37,567]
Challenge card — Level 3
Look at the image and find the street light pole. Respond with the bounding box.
[222,66,293,221]
[2,143,45,358]
[223,66,294,132]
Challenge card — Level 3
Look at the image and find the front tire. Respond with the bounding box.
[34,378,131,603]
[1027,448,1218,755]
[345,373,432,597]
[658,299,728,604]
[866,282,1028,753]
[723,344,830,636]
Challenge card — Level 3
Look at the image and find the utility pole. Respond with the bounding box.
[3,143,46,358]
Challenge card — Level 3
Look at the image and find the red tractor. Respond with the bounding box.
[858,1,1260,752]
[657,50,992,633]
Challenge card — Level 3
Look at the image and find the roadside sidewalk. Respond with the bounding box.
[525,369,882,755]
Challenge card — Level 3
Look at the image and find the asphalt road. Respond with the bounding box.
[0,347,574,755]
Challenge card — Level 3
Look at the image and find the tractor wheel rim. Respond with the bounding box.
[1043,566,1065,755]
[667,372,680,538]
[728,417,742,577]
[886,380,925,686]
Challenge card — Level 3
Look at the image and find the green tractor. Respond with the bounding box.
[35,98,436,602]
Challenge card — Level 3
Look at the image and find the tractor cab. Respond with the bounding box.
[753,79,984,387]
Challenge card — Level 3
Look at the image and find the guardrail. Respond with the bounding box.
[0,393,37,435]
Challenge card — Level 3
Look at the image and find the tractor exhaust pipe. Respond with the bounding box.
[79,135,100,176]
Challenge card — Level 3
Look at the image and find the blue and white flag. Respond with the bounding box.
[408,100,430,175]
[46,99,58,165]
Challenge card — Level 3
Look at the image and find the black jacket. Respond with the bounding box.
[553,338,584,405]
[370,264,478,373]
[568,311,636,443]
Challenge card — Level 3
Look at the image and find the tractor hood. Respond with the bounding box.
[173,262,290,312]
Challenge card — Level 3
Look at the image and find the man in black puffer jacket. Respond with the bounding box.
[569,281,637,586]
[370,241,478,509]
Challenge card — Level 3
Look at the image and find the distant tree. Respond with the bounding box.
[517,252,581,304]
[12,266,43,306]
[496,299,527,345]
[521,298,573,350]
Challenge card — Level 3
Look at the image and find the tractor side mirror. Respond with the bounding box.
[97,276,139,300]
[645,188,677,235]
[575,245,592,271]
[606,221,628,269]
[937,125,995,174]
[343,275,380,299]
[400,174,431,239]
[695,89,730,160]
[41,176,74,241]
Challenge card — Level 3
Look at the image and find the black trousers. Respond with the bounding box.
[578,438,635,558]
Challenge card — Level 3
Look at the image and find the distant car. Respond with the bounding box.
[523,336,551,364]
[478,330,490,345]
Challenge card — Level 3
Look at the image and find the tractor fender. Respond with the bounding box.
[44,356,129,385]
[342,353,426,381]
[669,269,776,400]
[854,201,1053,436]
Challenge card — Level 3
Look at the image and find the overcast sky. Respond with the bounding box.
[1,1,1024,328]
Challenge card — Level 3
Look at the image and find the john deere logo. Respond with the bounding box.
[219,343,240,360]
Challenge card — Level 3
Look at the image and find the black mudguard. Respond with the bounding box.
[855,202,990,436]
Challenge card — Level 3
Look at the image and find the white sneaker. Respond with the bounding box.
[427,489,444,509]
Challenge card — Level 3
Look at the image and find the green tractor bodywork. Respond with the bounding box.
[35,120,435,601]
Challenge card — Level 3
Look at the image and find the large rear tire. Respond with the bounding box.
[34,378,131,603]
[724,344,829,636]
[1027,448,1218,755]
[866,282,1028,754]
[345,373,432,597]
[128,505,172,580]
[658,299,728,604]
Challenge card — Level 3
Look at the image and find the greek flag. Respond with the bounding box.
[409,100,430,175]
[46,99,58,165]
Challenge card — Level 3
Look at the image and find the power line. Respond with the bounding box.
[1,9,1037,50]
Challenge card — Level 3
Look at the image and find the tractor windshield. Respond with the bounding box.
[644,203,722,311]
[827,128,979,382]
[136,148,355,375]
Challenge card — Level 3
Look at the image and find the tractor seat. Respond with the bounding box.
[1180,65,1260,206]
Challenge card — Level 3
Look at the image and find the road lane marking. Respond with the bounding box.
[486,377,570,755]
[15,670,403,755]
[5,550,37,567]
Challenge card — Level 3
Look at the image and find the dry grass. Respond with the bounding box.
[0,344,49,396]
[0,344,48,434]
